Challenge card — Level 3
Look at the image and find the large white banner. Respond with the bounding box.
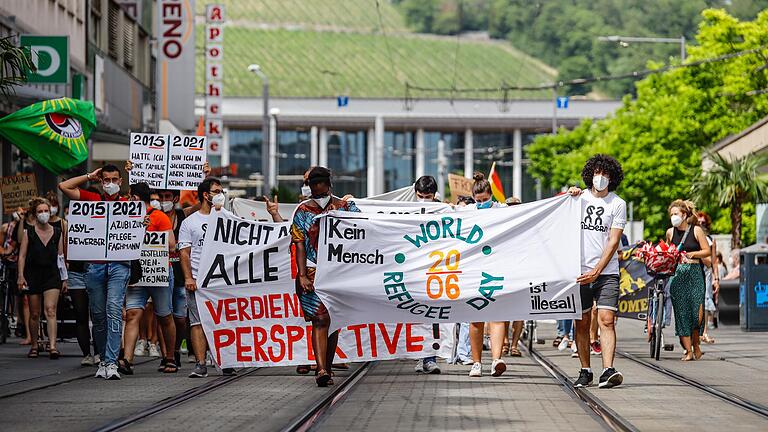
[314,195,582,331]
[195,211,453,368]
[66,201,146,261]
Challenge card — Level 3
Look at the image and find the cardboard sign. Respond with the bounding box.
[66,201,146,261]
[136,231,169,287]
[1,173,37,214]
[448,173,473,203]
[129,133,207,190]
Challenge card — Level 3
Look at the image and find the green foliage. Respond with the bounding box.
[0,36,35,101]
[526,9,768,240]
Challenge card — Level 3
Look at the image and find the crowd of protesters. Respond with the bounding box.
[0,154,741,388]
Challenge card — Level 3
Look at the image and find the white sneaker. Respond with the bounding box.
[95,362,107,379]
[460,358,474,366]
[423,359,441,374]
[81,355,95,366]
[491,359,507,377]
[558,337,570,351]
[93,354,101,365]
[105,363,121,380]
[469,362,482,377]
[134,339,148,357]
[414,360,424,373]
[571,344,579,358]
[148,343,161,357]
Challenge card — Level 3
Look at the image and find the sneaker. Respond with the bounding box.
[414,359,424,373]
[598,368,623,389]
[187,354,196,364]
[423,359,441,374]
[189,362,208,378]
[93,354,101,365]
[460,358,475,366]
[590,341,602,355]
[574,369,593,388]
[95,362,107,379]
[222,368,237,376]
[81,354,95,366]
[180,339,188,355]
[469,362,482,377]
[491,359,506,377]
[558,337,570,351]
[105,363,121,380]
[148,343,161,357]
[134,339,148,357]
[571,344,579,358]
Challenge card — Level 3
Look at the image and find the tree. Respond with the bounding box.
[0,36,35,101]
[691,152,768,248]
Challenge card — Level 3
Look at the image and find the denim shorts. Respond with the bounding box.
[125,285,173,317]
[67,270,87,290]
[172,284,187,319]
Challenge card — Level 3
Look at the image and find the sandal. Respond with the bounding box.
[27,348,39,358]
[701,335,715,344]
[552,336,563,348]
[296,365,311,375]
[49,349,60,360]
[163,362,179,373]
[502,342,510,356]
[117,358,134,375]
[316,369,331,387]
[509,346,522,357]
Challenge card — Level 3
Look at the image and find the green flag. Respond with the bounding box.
[0,98,96,174]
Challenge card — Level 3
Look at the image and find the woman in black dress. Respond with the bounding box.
[17,198,67,359]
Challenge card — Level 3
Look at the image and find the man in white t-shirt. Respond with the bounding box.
[178,177,234,378]
[567,154,627,389]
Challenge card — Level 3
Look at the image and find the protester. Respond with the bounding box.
[412,176,442,375]
[696,212,719,344]
[0,212,22,343]
[13,205,36,345]
[59,165,130,380]
[179,177,235,378]
[567,154,626,389]
[16,197,66,359]
[292,166,360,387]
[666,200,710,361]
[120,183,178,375]
[467,172,508,378]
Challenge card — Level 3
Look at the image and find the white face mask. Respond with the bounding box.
[150,200,162,210]
[671,215,684,227]
[593,175,609,192]
[103,182,120,196]
[50,206,58,215]
[161,201,175,213]
[301,185,312,197]
[37,212,50,224]
[212,192,226,207]
[313,196,331,209]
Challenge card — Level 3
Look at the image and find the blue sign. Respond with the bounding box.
[337,96,349,108]
[556,96,569,109]
[756,281,768,308]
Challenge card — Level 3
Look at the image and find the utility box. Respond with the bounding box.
[740,243,768,331]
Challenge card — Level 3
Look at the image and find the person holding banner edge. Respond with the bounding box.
[59,165,130,380]
[292,166,361,387]
[566,154,626,389]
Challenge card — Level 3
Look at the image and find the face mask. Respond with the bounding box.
[37,212,50,224]
[671,215,684,227]
[476,200,493,209]
[50,206,58,215]
[301,185,312,197]
[313,196,332,209]
[161,201,174,213]
[103,182,120,196]
[212,192,226,207]
[593,175,609,192]
[150,200,162,210]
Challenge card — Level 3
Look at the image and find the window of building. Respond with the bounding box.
[327,130,367,198]
[228,129,263,181]
[383,131,414,192]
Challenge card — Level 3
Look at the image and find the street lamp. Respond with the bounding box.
[247,64,271,193]
[269,107,280,191]
[597,35,686,61]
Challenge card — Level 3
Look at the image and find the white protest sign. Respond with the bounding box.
[314,195,583,331]
[136,231,169,287]
[129,133,207,190]
[195,211,453,368]
[66,201,146,261]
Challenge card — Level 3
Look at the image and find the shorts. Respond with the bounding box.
[295,268,330,323]
[172,284,187,319]
[67,270,87,290]
[125,286,173,317]
[579,274,619,313]
[187,289,201,327]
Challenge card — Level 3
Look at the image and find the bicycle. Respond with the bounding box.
[636,242,680,361]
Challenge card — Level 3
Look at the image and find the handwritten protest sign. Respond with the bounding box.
[1,173,37,214]
[129,133,207,190]
[66,201,146,261]
[136,231,169,287]
[195,211,453,368]
[448,173,472,203]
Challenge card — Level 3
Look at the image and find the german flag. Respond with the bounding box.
[489,162,506,202]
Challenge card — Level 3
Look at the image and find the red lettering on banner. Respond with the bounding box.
[306,325,315,361]
[286,326,304,361]
[253,326,268,361]
[237,298,251,321]
[213,329,235,365]
[367,323,378,357]
[269,326,286,362]
[405,324,424,352]
[224,297,236,321]
[205,300,225,325]
[335,344,348,360]
[286,294,302,317]
[236,326,252,361]
[268,294,282,317]
[347,324,366,357]
[378,323,403,354]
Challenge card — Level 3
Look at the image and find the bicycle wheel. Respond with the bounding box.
[654,291,664,361]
